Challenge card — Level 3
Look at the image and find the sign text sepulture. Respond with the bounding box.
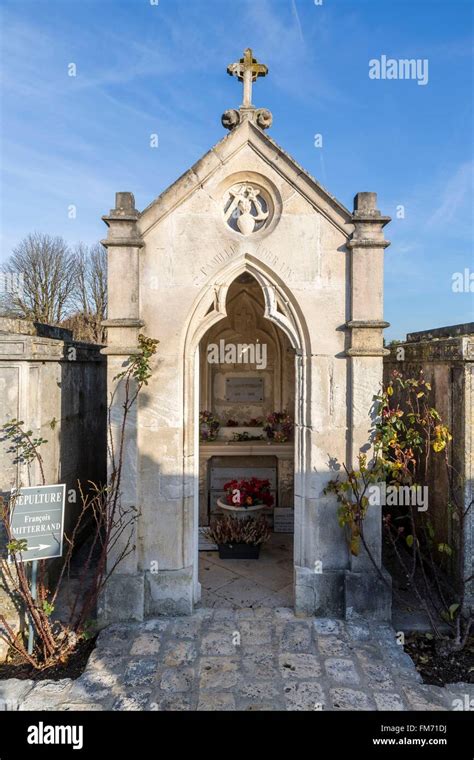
[10,485,66,562]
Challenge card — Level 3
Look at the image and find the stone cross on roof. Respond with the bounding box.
[222,49,272,132]
[227,48,268,108]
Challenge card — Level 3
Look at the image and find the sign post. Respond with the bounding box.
[27,561,38,655]
[9,485,66,654]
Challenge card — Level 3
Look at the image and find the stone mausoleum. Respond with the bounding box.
[100,50,392,623]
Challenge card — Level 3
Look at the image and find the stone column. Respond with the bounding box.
[345,192,392,619]
[98,192,145,624]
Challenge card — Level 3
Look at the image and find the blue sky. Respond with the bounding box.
[0,0,472,339]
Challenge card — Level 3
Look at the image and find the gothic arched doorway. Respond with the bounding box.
[182,255,311,609]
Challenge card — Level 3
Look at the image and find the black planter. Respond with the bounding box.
[218,543,261,559]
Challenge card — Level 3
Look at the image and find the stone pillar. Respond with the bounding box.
[345,192,392,620]
[98,193,145,624]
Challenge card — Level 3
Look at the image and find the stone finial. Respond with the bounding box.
[222,109,241,130]
[256,108,273,129]
[353,192,378,214]
[351,192,391,232]
[115,192,136,212]
[223,48,273,131]
[105,192,139,221]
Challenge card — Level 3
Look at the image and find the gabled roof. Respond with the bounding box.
[138,119,353,237]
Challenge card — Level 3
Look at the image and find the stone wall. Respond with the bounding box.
[384,323,474,610]
[0,318,107,659]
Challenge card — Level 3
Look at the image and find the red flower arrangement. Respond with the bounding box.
[223,477,274,508]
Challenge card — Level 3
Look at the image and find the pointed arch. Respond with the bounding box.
[182,252,311,605]
[183,253,311,357]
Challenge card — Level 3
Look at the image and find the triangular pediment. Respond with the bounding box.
[138,120,353,237]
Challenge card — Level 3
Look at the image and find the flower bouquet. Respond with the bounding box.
[263,411,294,443]
[199,410,220,442]
[222,476,274,508]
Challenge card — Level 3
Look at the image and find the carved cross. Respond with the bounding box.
[227,48,268,108]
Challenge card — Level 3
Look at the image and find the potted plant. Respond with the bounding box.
[205,515,271,559]
[263,411,294,443]
[199,410,220,442]
[217,476,274,518]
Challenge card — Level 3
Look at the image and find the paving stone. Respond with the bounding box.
[112,691,151,711]
[192,608,214,622]
[279,622,313,653]
[0,608,463,712]
[19,680,74,711]
[279,653,322,679]
[170,618,203,639]
[246,606,274,619]
[403,684,452,711]
[149,695,192,711]
[159,667,195,693]
[242,649,278,679]
[130,633,161,656]
[199,658,240,689]
[284,681,326,711]
[373,692,407,711]
[239,620,273,646]
[142,619,170,633]
[123,658,159,687]
[346,622,371,641]
[235,608,258,620]
[199,563,239,592]
[238,680,281,700]
[198,692,236,711]
[95,625,136,653]
[68,670,121,702]
[313,619,344,636]
[324,658,360,685]
[0,679,34,708]
[274,607,296,620]
[200,630,237,655]
[361,662,396,690]
[163,641,198,666]
[87,651,129,671]
[385,647,423,680]
[317,636,353,657]
[354,644,384,662]
[330,688,374,711]
[212,608,237,622]
[212,577,275,607]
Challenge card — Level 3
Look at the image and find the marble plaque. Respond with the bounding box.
[225,377,264,402]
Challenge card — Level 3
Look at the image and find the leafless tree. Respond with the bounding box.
[2,233,77,324]
[64,243,107,343]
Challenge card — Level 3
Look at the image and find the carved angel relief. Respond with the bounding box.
[224,183,270,235]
